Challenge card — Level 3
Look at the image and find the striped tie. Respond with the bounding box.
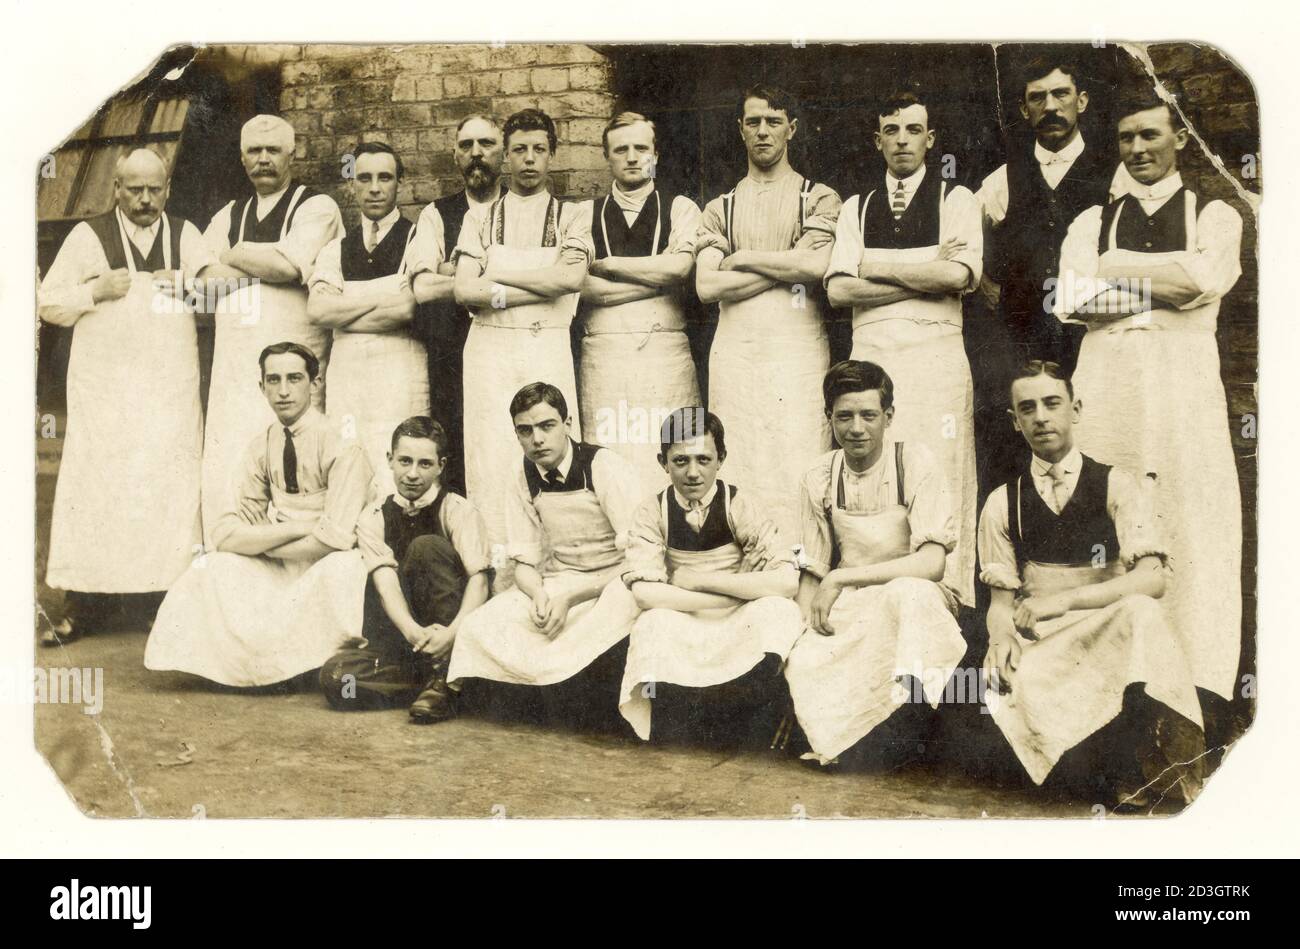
[892,182,907,219]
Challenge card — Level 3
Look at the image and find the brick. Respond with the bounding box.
[564,170,611,198]
[442,74,473,99]
[569,64,610,92]
[486,44,540,68]
[391,48,433,74]
[391,75,418,102]
[536,92,617,118]
[286,111,322,136]
[396,180,416,206]
[530,67,569,93]
[388,129,419,156]
[561,117,607,145]
[1182,70,1255,108]
[1146,42,1229,76]
[498,70,531,96]
[419,126,456,154]
[372,103,435,129]
[307,86,335,110]
[304,44,368,60]
[491,94,541,118]
[323,109,366,135]
[436,45,493,72]
[281,61,322,86]
[472,72,503,97]
[320,57,374,83]
[359,130,391,144]
[305,135,338,160]
[561,143,609,171]
[537,44,606,66]
[279,88,306,112]
[412,177,442,204]
[333,80,391,110]
[434,97,494,126]
[416,76,443,100]
[1200,103,1255,138]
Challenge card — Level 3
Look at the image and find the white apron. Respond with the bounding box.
[618,485,802,739]
[448,477,638,687]
[47,214,203,592]
[462,242,582,551]
[580,292,699,498]
[784,449,966,762]
[326,267,431,497]
[849,191,976,607]
[985,558,1204,785]
[1072,194,1242,698]
[145,477,367,686]
[201,187,331,547]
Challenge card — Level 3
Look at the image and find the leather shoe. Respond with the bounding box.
[409,667,457,724]
[38,617,81,648]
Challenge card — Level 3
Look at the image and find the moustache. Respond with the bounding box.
[1037,116,1067,128]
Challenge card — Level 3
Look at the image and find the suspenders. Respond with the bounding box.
[822,443,908,568]
[598,189,663,259]
[491,194,561,248]
[723,176,815,253]
[236,184,310,244]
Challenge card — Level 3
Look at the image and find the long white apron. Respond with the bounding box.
[47,215,203,592]
[462,243,581,550]
[201,198,331,547]
[618,489,802,739]
[326,270,431,496]
[709,287,829,543]
[580,293,699,498]
[849,241,976,608]
[145,479,367,686]
[784,450,966,762]
[985,559,1204,785]
[448,482,638,687]
[1071,208,1242,699]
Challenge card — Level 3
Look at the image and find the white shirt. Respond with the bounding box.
[363,207,402,250]
[254,184,291,221]
[120,208,161,258]
[671,481,718,514]
[203,186,344,285]
[978,133,1091,225]
[308,208,413,295]
[1029,447,1082,514]
[455,188,594,269]
[593,184,703,257]
[885,163,927,214]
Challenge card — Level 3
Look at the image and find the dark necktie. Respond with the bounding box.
[283,427,299,494]
[546,469,565,491]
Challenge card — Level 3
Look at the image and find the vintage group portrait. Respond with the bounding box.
[31,40,1259,819]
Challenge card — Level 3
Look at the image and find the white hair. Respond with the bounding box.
[240,114,295,150]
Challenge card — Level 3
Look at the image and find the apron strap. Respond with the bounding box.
[599,193,614,259]
[825,450,844,569]
[651,189,663,257]
[236,196,253,245]
[859,189,877,245]
[1007,474,1027,576]
[397,219,417,277]
[280,185,308,241]
[798,176,814,235]
[723,189,736,255]
[542,196,560,248]
[894,441,905,507]
[1183,189,1198,252]
[491,195,505,246]
[720,480,737,542]
[659,488,669,538]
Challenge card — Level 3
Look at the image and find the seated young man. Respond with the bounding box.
[446,382,640,729]
[619,408,802,744]
[145,342,373,687]
[978,360,1204,810]
[319,417,491,722]
[783,360,968,766]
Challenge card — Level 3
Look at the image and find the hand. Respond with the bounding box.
[589,258,611,277]
[982,633,1022,695]
[150,269,186,297]
[412,623,455,659]
[537,592,571,640]
[437,260,457,277]
[1012,593,1070,637]
[529,591,550,628]
[91,268,132,303]
[738,525,777,573]
[937,236,968,262]
[808,576,842,636]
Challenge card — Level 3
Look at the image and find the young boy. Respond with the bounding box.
[320,417,491,723]
[619,408,801,743]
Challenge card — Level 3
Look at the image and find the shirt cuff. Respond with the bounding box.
[621,565,669,585]
[979,564,1022,591]
[508,543,544,568]
[312,517,356,551]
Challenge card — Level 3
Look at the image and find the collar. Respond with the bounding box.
[465,183,502,211]
[392,482,441,512]
[533,437,574,483]
[1030,446,1082,478]
[1035,131,1085,166]
[506,188,552,207]
[886,163,927,196]
[117,207,160,243]
[1123,169,1183,203]
[841,440,892,479]
[363,206,401,237]
[611,179,656,213]
[281,405,321,439]
[255,183,291,213]
[672,481,718,512]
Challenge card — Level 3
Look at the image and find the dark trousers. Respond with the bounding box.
[648,655,788,750]
[427,326,468,497]
[64,590,165,632]
[320,534,467,711]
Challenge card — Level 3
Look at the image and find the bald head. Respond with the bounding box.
[113,147,169,227]
[240,114,295,195]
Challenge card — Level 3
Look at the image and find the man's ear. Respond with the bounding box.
[1019,100,1031,122]
[787,117,798,141]
[873,130,883,154]
[1072,398,1083,422]
[1007,407,1022,434]
[1173,126,1189,151]
[1076,90,1090,115]
[925,129,936,151]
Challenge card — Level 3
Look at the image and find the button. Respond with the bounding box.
[894,227,900,233]
[1144,241,1152,249]
[1048,221,1056,228]
[1147,219,1155,226]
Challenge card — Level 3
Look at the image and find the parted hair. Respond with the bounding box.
[1018,56,1085,98]
[602,111,657,154]
[258,341,319,380]
[1009,359,1074,402]
[877,88,929,122]
[738,84,799,121]
[658,407,726,460]
[503,108,558,153]
[509,381,568,421]
[390,416,449,460]
[351,140,404,179]
[823,360,895,415]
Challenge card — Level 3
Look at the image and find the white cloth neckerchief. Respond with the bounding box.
[393,483,439,515]
[674,482,718,533]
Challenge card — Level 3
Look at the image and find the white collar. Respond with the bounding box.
[611,179,655,213]
[255,183,291,213]
[1034,131,1085,166]
[841,440,893,479]
[1030,446,1082,478]
[392,482,441,512]
[363,206,401,235]
[886,163,926,195]
[533,438,574,482]
[506,188,551,206]
[672,481,718,512]
[281,405,321,438]
[117,207,160,242]
[1124,170,1183,203]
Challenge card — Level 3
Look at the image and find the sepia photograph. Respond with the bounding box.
[29,37,1259,822]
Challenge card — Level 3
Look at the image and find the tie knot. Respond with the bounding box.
[546,469,564,486]
[1047,462,1065,483]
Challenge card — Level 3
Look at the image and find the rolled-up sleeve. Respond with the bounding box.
[505,470,545,567]
[798,462,834,580]
[307,236,345,295]
[795,184,842,250]
[203,202,235,257]
[942,185,983,291]
[1052,205,1104,323]
[442,493,492,577]
[404,203,447,277]
[904,444,957,553]
[453,205,489,273]
[730,490,797,572]
[356,501,397,573]
[1177,200,1243,309]
[1107,468,1169,570]
[37,222,101,326]
[665,195,703,256]
[824,194,864,285]
[694,196,729,257]
[277,193,343,284]
[559,201,595,267]
[314,442,373,550]
[977,164,1009,226]
[621,496,669,585]
[977,486,1022,592]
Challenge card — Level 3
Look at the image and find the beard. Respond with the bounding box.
[465,163,498,189]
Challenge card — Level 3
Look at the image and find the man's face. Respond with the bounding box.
[829,390,892,467]
[260,352,317,426]
[875,104,934,178]
[660,434,723,503]
[505,129,552,195]
[388,435,444,501]
[1021,69,1088,149]
[605,121,657,190]
[352,152,400,222]
[114,162,168,227]
[512,400,570,469]
[1118,106,1187,186]
[456,118,503,191]
[1009,373,1079,461]
[241,131,294,195]
[738,98,796,170]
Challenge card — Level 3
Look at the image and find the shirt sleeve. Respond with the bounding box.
[441,493,492,577]
[306,236,345,295]
[1107,468,1169,569]
[824,194,864,285]
[798,461,834,580]
[37,222,101,325]
[977,164,1009,226]
[795,183,842,250]
[1177,200,1243,309]
[505,468,545,567]
[976,485,1021,592]
[559,201,595,267]
[203,202,235,257]
[178,219,219,277]
[453,205,488,274]
[404,203,447,277]
[941,185,983,291]
[314,441,374,550]
[210,434,272,551]
[277,193,344,285]
[620,495,669,585]
[694,196,729,257]
[593,449,636,552]
[665,195,703,256]
[904,443,957,553]
[1052,204,1104,322]
[730,489,797,572]
[355,501,397,573]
